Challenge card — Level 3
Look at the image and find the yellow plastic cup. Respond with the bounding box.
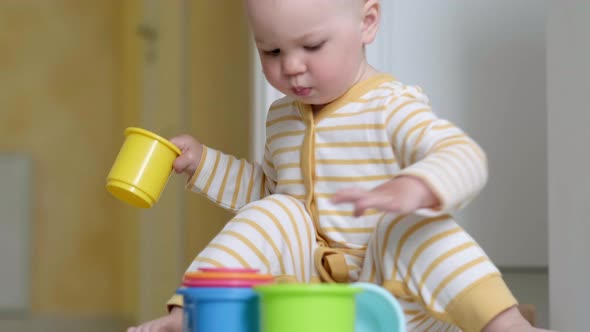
[106,127,181,208]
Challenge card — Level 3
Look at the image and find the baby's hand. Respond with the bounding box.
[127,306,182,332]
[331,176,439,217]
[169,134,203,177]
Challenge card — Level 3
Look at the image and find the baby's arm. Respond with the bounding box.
[333,86,487,216]
[386,86,488,214]
[171,135,277,212]
[331,175,439,217]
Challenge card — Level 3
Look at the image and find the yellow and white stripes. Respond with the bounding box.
[187,74,487,221]
[357,212,515,331]
[170,196,514,331]
[183,194,317,281]
[383,85,487,213]
[188,144,277,211]
[178,74,514,331]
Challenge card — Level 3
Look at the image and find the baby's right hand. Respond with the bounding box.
[169,134,203,177]
[126,306,183,332]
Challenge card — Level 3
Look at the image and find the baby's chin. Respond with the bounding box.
[292,93,339,108]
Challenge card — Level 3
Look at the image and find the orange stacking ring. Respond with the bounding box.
[199,267,259,273]
[182,267,274,288]
[184,272,273,281]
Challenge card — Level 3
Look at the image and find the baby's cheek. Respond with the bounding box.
[318,59,356,94]
[263,67,286,92]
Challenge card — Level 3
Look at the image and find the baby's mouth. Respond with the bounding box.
[292,87,312,97]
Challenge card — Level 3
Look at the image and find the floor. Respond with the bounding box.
[0,316,128,332]
[0,270,550,331]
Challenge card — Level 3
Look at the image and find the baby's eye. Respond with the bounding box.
[304,42,325,52]
[263,49,281,56]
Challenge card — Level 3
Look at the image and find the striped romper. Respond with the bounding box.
[168,74,517,332]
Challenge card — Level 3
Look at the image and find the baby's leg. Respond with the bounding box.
[359,213,518,332]
[159,194,317,329]
[184,194,317,281]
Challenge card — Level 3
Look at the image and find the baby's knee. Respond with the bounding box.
[237,194,312,226]
[377,213,457,232]
[240,194,301,211]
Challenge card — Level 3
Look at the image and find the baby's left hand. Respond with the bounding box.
[331,176,439,217]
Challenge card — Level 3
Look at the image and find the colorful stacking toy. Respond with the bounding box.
[177,268,274,332]
[177,268,406,332]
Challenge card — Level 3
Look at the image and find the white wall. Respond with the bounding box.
[547,1,590,330]
[0,155,31,313]
[369,0,548,267]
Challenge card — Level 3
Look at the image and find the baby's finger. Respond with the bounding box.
[354,195,395,216]
[169,134,194,151]
[353,204,368,217]
[173,155,192,174]
[330,188,368,204]
[168,137,184,150]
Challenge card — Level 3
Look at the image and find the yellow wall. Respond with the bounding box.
[184,3,252,268]
[0,0,252,325]
[119,0,141,321]
[116,0,253,322]
[0,1,124,315]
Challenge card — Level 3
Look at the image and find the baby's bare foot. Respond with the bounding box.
[483,306,555,332]
[505,326,554,332]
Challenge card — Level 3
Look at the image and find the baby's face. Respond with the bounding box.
[245,0,373,107]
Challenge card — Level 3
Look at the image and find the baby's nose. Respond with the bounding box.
[282,55,306,76]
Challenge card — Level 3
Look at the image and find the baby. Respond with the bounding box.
[128,0,550,331]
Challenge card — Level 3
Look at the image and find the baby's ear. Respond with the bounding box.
[361,0,380,45]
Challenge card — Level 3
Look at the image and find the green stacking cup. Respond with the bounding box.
[255,284,360,332]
